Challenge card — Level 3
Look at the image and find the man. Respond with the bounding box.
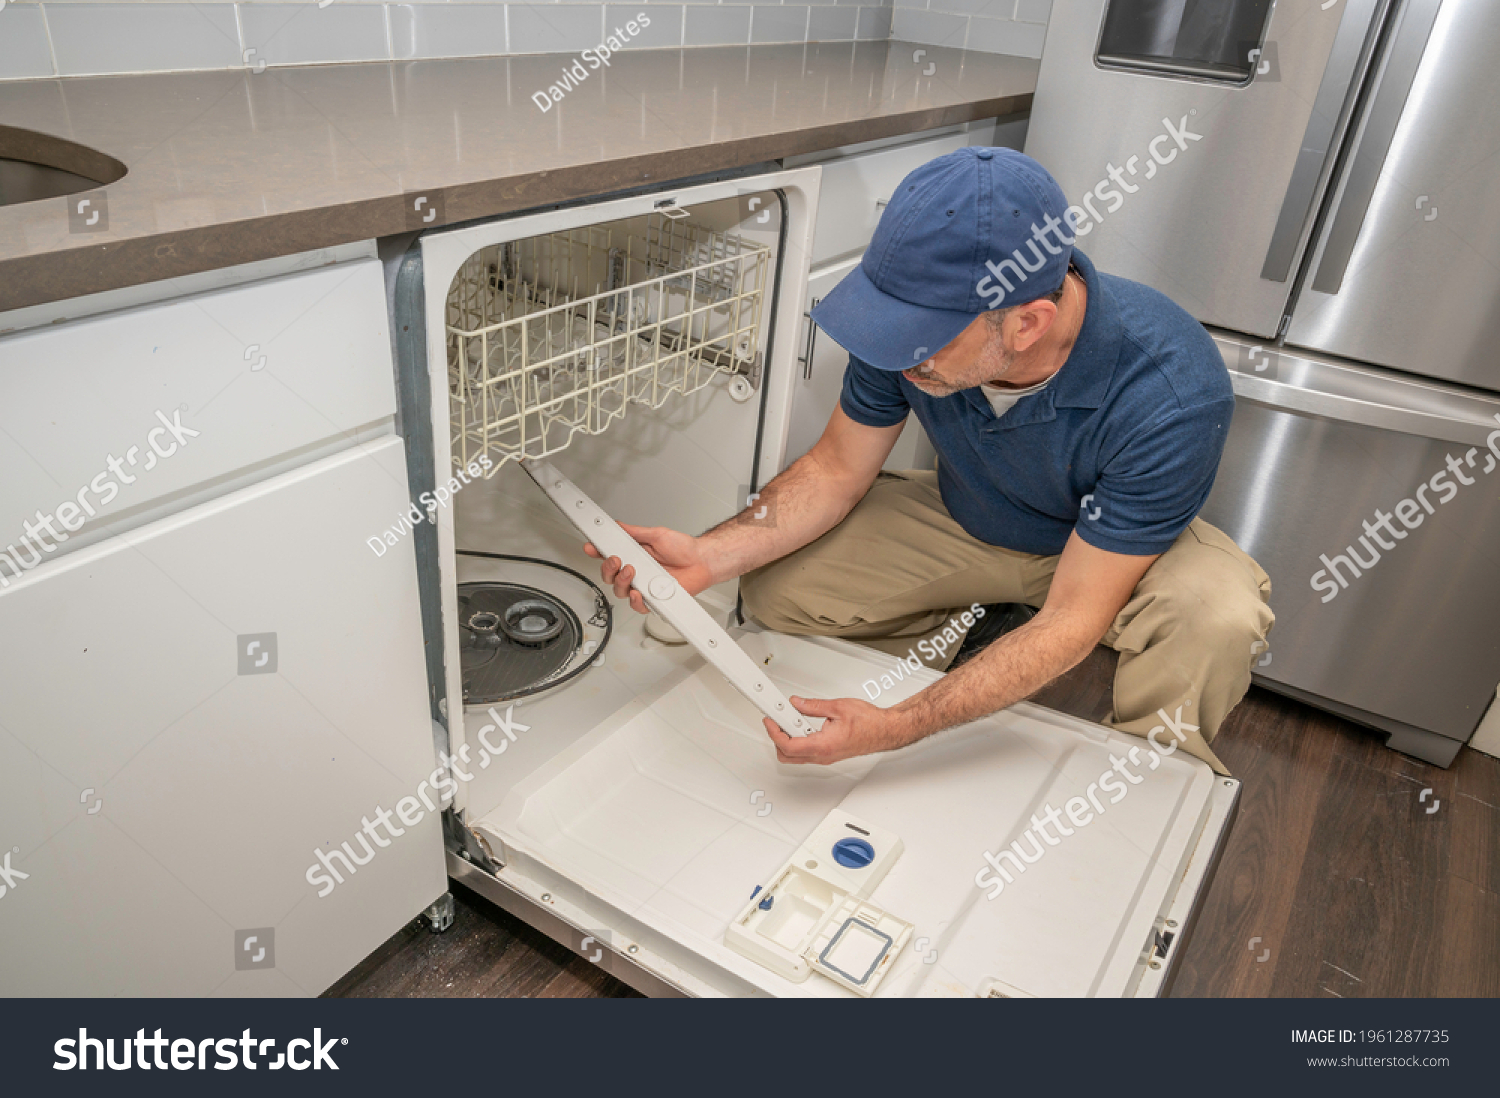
[588,148,1272,774]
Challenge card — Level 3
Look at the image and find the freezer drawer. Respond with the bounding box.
[1201,335,1500,763]
[460,631,1238,998]
[0,437,442,995]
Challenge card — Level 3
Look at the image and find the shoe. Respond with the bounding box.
[951,603,1037,668]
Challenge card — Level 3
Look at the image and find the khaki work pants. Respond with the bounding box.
[739,470,1274,774]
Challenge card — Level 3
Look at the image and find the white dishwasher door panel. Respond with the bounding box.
[0,257,396,540]
[0,436,442,996]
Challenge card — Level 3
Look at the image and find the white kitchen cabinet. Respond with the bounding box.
[785,255,935,471]
[0,437,441,996]
[805,130,978,268]
[0,255,395,557]
[793,119,1026,269]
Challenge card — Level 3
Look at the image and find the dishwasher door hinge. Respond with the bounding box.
[443,809,501,874]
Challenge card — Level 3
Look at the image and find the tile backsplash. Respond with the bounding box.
[893,0,1048,57]
[0,0,915,80]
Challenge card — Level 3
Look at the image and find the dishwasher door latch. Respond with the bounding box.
[653,198,691,220]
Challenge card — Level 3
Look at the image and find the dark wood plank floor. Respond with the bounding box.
[327,647,1500,998]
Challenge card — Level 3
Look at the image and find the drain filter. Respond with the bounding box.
[458,582,583,704]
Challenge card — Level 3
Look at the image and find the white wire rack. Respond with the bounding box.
[446,212,771,473]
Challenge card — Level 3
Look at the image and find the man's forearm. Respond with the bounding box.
[887,608,1102,744]
[697,449,871,583]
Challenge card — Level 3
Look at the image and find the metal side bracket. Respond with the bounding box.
[443,809,500,874]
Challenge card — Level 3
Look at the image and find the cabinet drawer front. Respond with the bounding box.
[0,437,442,996]
[810,131,975,266]
[0,258,395,551]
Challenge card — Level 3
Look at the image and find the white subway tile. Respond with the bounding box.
[390,3,509,60]
[807,4,856,39]
[605,4,681,48]
[1014,0,1050,24]
[48,4,242,76]
[965,12,1044,54]
[891,6,964,47]
[929,0,1008,17]
[683,4,750,45]
[855,4,890,38]
[750,4,808,43]
[507,3,603,53]
[0,5,55,79]
[238,3,390,66]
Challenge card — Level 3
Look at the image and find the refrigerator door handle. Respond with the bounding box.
[1259,0,1389,284]
[1309,0,1445,295]
[1229,368,1500,448]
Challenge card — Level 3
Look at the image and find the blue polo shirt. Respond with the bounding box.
[838,250,1233,557]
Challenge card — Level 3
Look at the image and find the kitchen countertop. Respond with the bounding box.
[0,41,1036,313]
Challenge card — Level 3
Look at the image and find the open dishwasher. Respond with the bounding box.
[394,166,1239,997]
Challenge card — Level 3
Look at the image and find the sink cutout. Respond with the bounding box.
[0,125,126,208]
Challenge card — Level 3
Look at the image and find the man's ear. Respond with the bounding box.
[1011,300,1059,354]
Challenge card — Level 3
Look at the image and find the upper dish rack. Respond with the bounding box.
[446,212,771,473]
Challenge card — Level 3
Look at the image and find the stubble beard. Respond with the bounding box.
[906,335,1014,397]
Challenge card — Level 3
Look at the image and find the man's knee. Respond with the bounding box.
[1135,570,1273,662]
[739,558,811,633]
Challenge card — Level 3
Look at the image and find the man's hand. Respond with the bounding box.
[584,523,715,614]
[761,696,913,765]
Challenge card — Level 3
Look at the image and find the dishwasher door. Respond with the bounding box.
[456,630,1239,998]
[1200,334,1500,764]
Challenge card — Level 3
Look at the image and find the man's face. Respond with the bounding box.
[903,313,1012,397]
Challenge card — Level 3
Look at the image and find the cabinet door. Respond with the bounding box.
[0,437,442,996]
[784,258,934,471]
[0,257,396,538]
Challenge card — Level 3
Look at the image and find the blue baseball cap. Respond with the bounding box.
[810,147,1074,372]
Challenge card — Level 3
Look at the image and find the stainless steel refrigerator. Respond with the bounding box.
[1026,0,1500,765]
